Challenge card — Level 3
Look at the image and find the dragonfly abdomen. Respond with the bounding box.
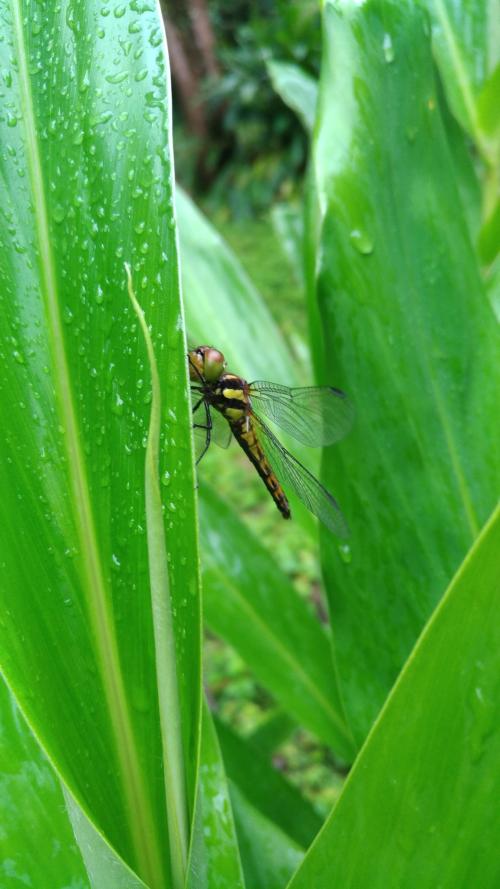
[230,418,291,520]
[209,371,290,518]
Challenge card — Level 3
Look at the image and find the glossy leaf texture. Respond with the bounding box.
[186,702,245,889]
[311,0,500,742]
[418,0,499,158]
[0,676,152,889]
[0,3,200,887]
[0,678,89,888]
[200,485,355,761]
[288,503,500,889]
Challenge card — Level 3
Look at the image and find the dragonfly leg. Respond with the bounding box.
[192,394,204,414]
[193,400,212,465]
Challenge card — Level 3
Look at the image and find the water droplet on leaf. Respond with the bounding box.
[350,229,374,255]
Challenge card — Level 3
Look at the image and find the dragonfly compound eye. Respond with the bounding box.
[203,347,226,382]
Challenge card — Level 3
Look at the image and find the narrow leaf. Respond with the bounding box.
[215,715,322,849]
[267,60,318,134]
[186,702,245,889]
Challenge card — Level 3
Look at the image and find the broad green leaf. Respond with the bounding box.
[0,676,149,889]
[200,485,355,761]
[419,0,499,158]
[267,60,318,135]
[0,4,200,886]
[288,503,500,889]
[312,0,500,743]
[215,715,322,849]
[186,702,245,889]
[0,678,89,888]
[230,783,304,889]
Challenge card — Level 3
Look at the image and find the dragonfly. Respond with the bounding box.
[189,345,353,538]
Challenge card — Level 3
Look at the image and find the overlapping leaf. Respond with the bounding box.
[311,0,500,743]
[288,503,500,888]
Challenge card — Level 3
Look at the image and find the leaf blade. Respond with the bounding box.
[288,502,500,889]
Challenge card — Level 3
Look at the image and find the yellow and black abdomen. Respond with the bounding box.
[210,374,290,520]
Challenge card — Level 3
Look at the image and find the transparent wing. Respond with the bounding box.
[253,414,349,538]
[249,381,354,447]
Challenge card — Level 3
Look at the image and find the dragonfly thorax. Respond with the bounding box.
[211,373,250,423]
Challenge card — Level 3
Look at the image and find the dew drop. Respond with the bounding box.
[106,71,128,85]
[53,204,66,223]
[383,33,395,63]
[62,305,74,325]
[111,387,124,416]
[79,70,90,92]
[161,470,171,487]
[338,543,352,564]
[350,229,374,255]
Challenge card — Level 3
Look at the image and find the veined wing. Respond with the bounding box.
[252,414,349,538]
[249,381,354,446]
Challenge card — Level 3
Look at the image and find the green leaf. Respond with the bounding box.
[0,4,200,886]
[176,187,301,385]
[64,789,151,889]
[214,715,322,849]
[0,677,150,889]
[248,709,296,758]
[229,783,304,889]
[312,0,500,743]
[186,703,245,889]
[288,503,500,889]
[419,0,499,157]
[200,485,355,760]
[267,60,318,134]
[0,678,89,888]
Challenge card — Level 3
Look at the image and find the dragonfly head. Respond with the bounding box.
[188,346,226,383]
